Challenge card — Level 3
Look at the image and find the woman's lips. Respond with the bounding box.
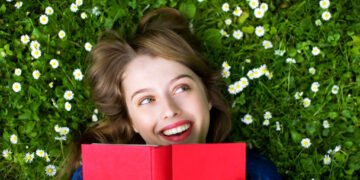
[159,120,193,142]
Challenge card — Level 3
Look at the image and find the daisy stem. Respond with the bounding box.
[313,101,328,116]
[294,149,303,162]
[60,140,64,158]
[287,65,291,92]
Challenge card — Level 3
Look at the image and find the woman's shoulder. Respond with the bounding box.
[246,150,281,180]
[71,165,83,180]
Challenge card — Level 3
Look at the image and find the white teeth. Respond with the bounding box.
[163,123,190,136]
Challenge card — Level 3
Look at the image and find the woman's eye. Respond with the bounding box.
[174,85,190,94]
[139,97,154,105]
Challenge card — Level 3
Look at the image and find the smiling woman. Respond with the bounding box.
[60,7,280,180]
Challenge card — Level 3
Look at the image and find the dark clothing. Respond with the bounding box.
[72,151,281,180]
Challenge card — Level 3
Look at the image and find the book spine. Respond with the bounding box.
[152,146,172,180]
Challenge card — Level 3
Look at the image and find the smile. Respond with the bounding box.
[160,120,193,142]
[163,123,190,136]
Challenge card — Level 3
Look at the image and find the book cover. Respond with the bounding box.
[81,143,246,180]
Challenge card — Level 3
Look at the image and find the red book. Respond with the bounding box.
[81,143,246,180]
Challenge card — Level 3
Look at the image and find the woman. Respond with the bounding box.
[61,7,281,180]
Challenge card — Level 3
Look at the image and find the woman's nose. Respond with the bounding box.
[161,96,181,120]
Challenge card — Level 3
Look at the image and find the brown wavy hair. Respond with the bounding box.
[59,7,231,179]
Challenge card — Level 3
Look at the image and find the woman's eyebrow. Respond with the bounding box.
[130,74,194,101]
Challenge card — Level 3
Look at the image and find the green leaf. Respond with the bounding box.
[18,110,32,120]
[0,4,6,14]
[242,26,254,34]
[290,130,301,143]
[238,11,249,24]
[179,2,196,19]
[328,112,338,119]
[202,28,222,48]
[342,110,352,118]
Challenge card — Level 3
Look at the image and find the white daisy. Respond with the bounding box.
[31,49,41,59]
[242,114,253,125]
[319,0,330,9]
[323,120,330,128]
[311,82,320,93]
[262,119,270,126]
[294,92,303,100]
[254,8,265,18]
[73,69,84,81]
[225,18,232,26]
[92,6,101,16]
[249,0,259,9]
[264,111,272,120]
[54,124,61,132]
[30,40,40,50]
[262,40,273,49]
[14,1,23,9]
[228,84,237,95]
[222,61,231,70]
[220,29,230,38]
[247,70,255,80]
[20,34,30,44]
[76,0,83,6]
[12,82,21,92]
[39,14,49,25]
[32,70,41,80]
[286,58,296,64]
[233,30,243,40]
[58,30,66,39]
[36,149,45,157]
[234,81,244,93]
[84,42,92,52]
[14,68,22,76]
[221,69,230,78]
[322,11,331,21]
[44,153,50,162]
[301,138,311,148]
[10,134,18,144]
[92,114,98,122]
[323,154,331,165]
[240,77,249,88]
[70,3,78,13]
[24,152,35,163]
[331,85,339,94]
[222,2,230,12]
[260,3,268,12]
[45,6,54,15]
[312,46,321,56]
[274,49,286,56]
[309,67,316,75]
[65,102,72,111]
[315,19,322,26]
[49,82,54,88]
[303,98,311,108]
[334,145,341,153]
[81,12,88,19]
[45,165,56,176]
[276,121,281,131]
[94,109,99,114]
[233,6,242,17]
[49,59,59,69]
[255,26,265,37]
[59,127,70,136]
[2,149,12,159]
[64,90,74,100]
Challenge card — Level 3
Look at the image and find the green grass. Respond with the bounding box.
[1,0,359,179]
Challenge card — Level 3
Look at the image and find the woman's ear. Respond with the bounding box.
[133,127,139,133]
[208,101,212,110]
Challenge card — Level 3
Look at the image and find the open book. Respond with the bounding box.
[81,143,246,180]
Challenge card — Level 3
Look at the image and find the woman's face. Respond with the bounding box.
[122,55,211,145]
